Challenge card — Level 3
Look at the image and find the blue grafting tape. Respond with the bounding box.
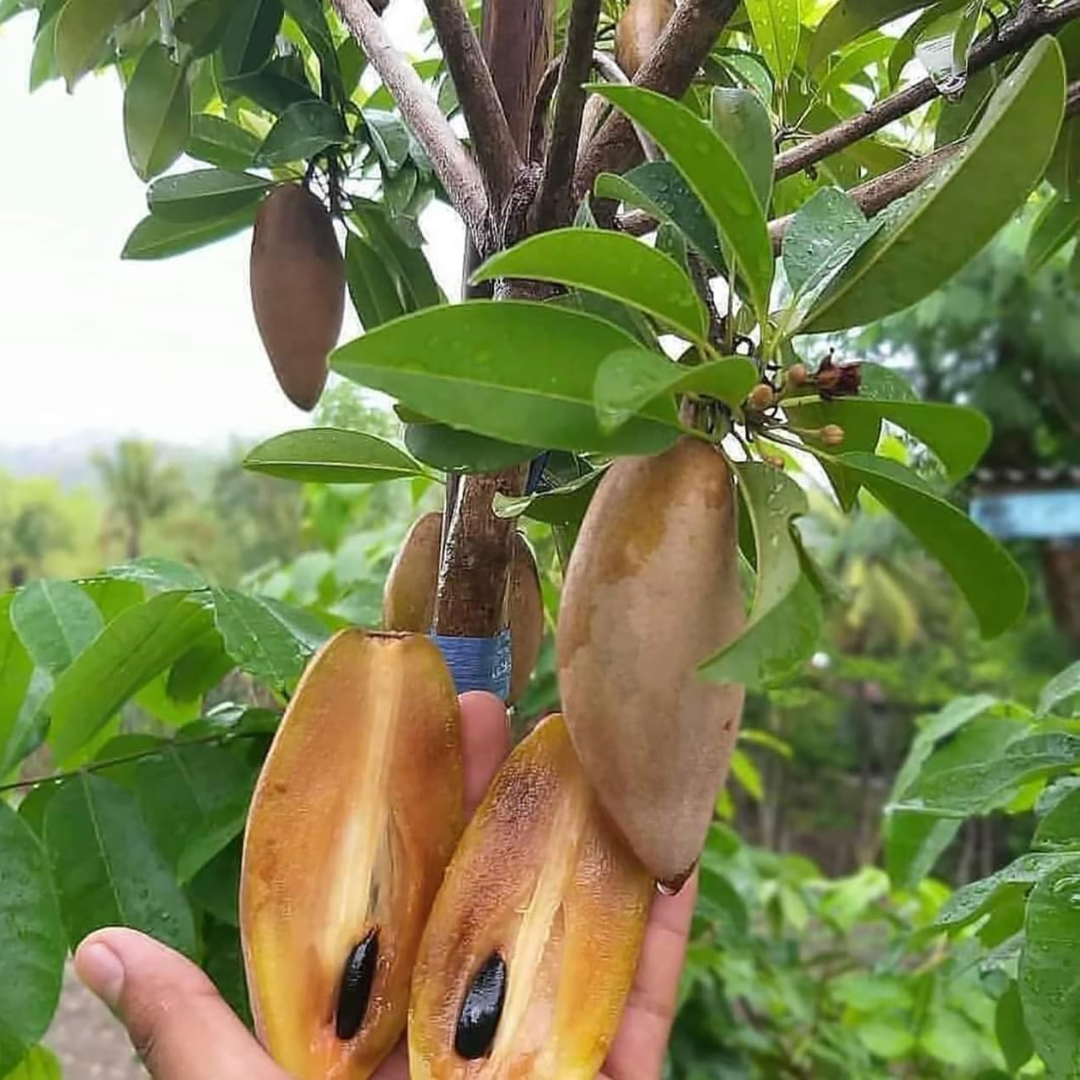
[431,629,512,699]
[525,452,551,495]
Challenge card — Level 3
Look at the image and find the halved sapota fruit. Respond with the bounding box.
[557,437,745,886]
[409,713,651,1080]
[615,0,675,77]
[383,511,545,703]
[241,629,464,1080]
[250,184,345,411]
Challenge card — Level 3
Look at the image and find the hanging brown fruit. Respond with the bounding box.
[409,713,651,1079]
[250,184,345,411]
[615,0,675,77]
[240,629,464,1080]
[557,437,746,885]
[383,511,545,703]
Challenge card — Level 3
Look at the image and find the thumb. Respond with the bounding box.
[74,928,285,1080]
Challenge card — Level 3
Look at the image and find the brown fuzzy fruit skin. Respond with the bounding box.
[250,184,345,411]
[408,713,651,1080]
[557,438,745,884]
[615,0,675,77]
[382,511,545,704]
[240,629,464,1080]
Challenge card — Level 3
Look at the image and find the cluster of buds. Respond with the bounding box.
[781,356,862,399]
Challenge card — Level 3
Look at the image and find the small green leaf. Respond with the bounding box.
[332,302,679,455]
[493,468,603,525]
[122,207,254,260]
[104,558,206,592]
[996,981,1034,1073]
[816,35,894,102]
[173,0,231,56]
[363,108,411,174]
[187,114,262,169]
[350,201,442,311]
[744,0,800,83]
[1035,785,1080,850]
[474,230,707,342]
[590,84,775,317]
[220,0,283,76]
[55,0,152,89]
[1048,115,1080,195]
[404,424,539,474]
[44,774,196,955]
[710,87,774,209]
[123,44,191,182]
[802,38,1066,331]
[280,0,340,94]
[936,851,1071,930]
[244,428,422,484]
[0,596,35,776]
[0,804,66,1075]
[832,452,1027,636]
[49,591,214,761]
[1026,192,1080,273]
[146,168,270,223]
[225,64,318,115]
[1038,661,1080,718]
[781,187,867,295]
[3,1046,62,1080]
[256,99,347,165]
[10,580,103,678]
[809,0,929,71]
[345,233,407,330]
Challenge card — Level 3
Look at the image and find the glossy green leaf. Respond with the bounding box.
[810,0,928,71]
[1038,661,1080,718]
[44,774,196,955]
[10,580,102,678]
[996,981,1034,1073]
[1048,115,1080,195]
[0,596,34,775]
[349,202,442,311]
[937,851,1069,930]
[147,169,271,223]
[1026,193,1080,272]
[280,0,340,93]
[345,233,406,330]
[474,230,708,342]
[802,38,1066,331]
[243,428,422,483]
[225,64,318,115]
[49,591,213,761]
[332,302,679,455]
[174,0,231,56]
[831,452,1026,636]
[121,207,255,260]
[104,558,206,592]
[220,0,283,76]
[744,0,800,83]
[710,88,774,209]
[593,350,757,432]
[187,114,262,169]
[123,44,191,182]
[595,163,722,268]
[1020,858,1080,1077]
[256,99,347,165]
[3,1046,62,1080]
[782,187,867,295]
[55,0,152,89]
[1034,785,1080,850]
[816,35,894,101]
[404,424,539,474]
[363,108,411,174]
[0,804,65,1075]
[699,464,808,687]
[590,84,775,316]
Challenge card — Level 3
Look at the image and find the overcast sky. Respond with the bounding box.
[0,8,462,450]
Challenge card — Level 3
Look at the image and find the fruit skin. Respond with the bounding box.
[383,511,545,704]
[557,437,745,884]
[250,184,345,411]
[615,0,675,77]
[240,629,464,1080]
[409,713,651,1080]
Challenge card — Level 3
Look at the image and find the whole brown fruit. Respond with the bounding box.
[557,438,745,884]
[250,184,344,411]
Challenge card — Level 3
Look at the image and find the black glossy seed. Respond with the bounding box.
[335,928,378,1040]
[454,951,507,1060]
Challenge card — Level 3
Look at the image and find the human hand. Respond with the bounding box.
[74,692,697,1080]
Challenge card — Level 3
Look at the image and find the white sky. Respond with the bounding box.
[0,9,463,449]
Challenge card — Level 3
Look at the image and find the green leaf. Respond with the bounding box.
[44,774,196,955]
[802,38,1066,331]
[187,114,262,169]
[744,0,800,83]
[0,804,65,1075]
[781,186,867,295]
[10,580,102,678]
[937,851,1073,930]
[243,428,422,484]
[593,350,758,432]
[996,981,1034,1073]
[710,88,774,209]
[225,65,317,115]
[1026,192,1080,273]
[816,35,894,101]
[0,596,34,776]
[493,468,603,525]
[49,591,214,761]
[590,85,775,317]
[104,558,206,592]
[3,1046,62,1080]
[349,201,442,311]
[595,163,722,268]
[331,301,679,455]
[1048,116,1080,196]
[1036,787,1080,852]
[474,230,707,342]
[345,233,407,330]
[886,813,962,889]
[830,452,1027,637]
[810,0,928,71]
[1020,858,1080,1077]
[211,589,320,691]
[147,169,271,223]
[121,207,255,260]
[1038,660,1080,718]
[404,424,540,474]
[699,464,807,687]
[363,108,411,174]
[166,632,234,703]
[256,99,347,165]
[914,0,983,97]
[220,0,283,76]
[123,44,191,182]
[174,0,231,56]
[55,0,152,89]
[280,0,340,94]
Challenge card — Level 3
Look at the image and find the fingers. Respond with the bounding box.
[458,690,511,816]
[74,929,286,1080]
[602,871,699,1080]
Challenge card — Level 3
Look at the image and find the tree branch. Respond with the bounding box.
[775,0,1080,179]
[423,0,524,210]
[531,0,604,229]
[572,0,741,201]
[331,0,487,227]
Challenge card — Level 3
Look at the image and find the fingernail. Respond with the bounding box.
[75,940,125,1010]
